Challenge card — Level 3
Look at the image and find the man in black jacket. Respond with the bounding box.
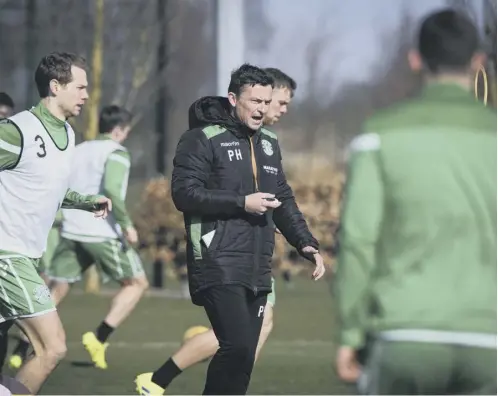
[136,64,325,395]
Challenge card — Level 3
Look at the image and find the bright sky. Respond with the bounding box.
[245,0,483,100]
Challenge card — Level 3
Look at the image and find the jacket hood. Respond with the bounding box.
[188,96,256,137]
[188,96,234,129]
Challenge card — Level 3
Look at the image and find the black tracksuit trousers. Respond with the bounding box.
[199,285,268,395]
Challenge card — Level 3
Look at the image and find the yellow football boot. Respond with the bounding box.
[82,331,109,369]
[135,372,165,395]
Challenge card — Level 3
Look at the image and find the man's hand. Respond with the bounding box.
[336,346,361,383]
[92,196,112,219]
[301,246,326,280]
[124,226,138,245]
[245,192,281,215]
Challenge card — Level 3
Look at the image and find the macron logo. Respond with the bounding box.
[221,141,240,147]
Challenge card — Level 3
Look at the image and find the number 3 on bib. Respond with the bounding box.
[35,135,47,158]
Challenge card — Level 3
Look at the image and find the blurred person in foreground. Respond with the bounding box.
[0,92,14,372]
[135,68,298,393]
[334,9,496,395]
[136,64,325,395]
[45,105,148,370]
[0,52,111,394]
[0,92,14,119]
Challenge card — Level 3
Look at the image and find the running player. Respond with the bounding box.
[47,104,149,370]
[0,93,64,372]
[0,52,111,394]
[135,68,297,394]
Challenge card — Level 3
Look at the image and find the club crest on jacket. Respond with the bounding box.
[262,140,273,156]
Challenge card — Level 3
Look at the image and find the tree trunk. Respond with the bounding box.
[84,0,104,294]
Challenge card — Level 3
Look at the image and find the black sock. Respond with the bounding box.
[95,321,114,343]
[151,358,182,388]
[13,339,30,358]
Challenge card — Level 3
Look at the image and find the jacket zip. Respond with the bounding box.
[249,135,260,295]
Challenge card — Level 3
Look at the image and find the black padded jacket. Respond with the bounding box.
[171,96,319,305]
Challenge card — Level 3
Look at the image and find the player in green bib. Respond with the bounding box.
[0,93,67,372]
[46,105,148,370]
[135,68,297,394]
[0,52,111,394]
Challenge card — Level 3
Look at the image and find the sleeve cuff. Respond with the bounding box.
[340,328,365,349]
[117,219,133,230]
[298,238,319,251]
[236,195,246,211]
[87,194,104,203]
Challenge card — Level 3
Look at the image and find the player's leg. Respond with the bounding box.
[255,277,276,361]
[49,280,71,306]
[82,240,148,369]
[9,227,61,369]
[135,279,275,390]
[136,329,219,391]
[0,254,66,394]
[254,303,273,361]
[174,330,218,369]
[15,311,66,394]
[135,287,266,395]
[46,237,92,306]
[90,241,148,329]
[202,286,267,395]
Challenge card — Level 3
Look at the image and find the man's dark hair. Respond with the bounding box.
[0,92,14,109]
[264,68,297,97]
[35,52,87,98]
[99,105,133,134]
[228,63,274,96]
[418,9,480,73]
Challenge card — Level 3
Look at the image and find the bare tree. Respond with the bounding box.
[0,1,27,105]
[162,0,216,162]
[84,0,104,142]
